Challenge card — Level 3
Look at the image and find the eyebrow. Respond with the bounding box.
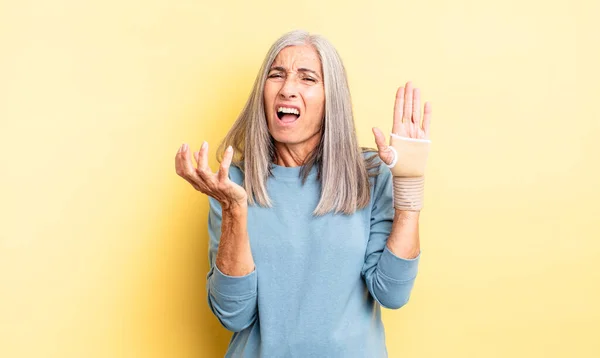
[269,66,322,79]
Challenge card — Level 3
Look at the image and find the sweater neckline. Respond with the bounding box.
[270,162,318,179]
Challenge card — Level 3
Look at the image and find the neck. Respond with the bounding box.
[274,135,321,167]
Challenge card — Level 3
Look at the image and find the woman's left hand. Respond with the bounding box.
[372,81,432,165]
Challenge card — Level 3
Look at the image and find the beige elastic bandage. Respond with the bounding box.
[387,133,431,211]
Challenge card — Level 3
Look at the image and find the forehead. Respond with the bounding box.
[272,45,322,72]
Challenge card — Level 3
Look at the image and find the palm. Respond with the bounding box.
[372,81,432,166]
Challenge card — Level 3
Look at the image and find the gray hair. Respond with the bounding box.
[218,30,379,215]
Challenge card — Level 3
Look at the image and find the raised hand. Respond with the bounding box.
[175,142,247,209]
[372,81,432,165]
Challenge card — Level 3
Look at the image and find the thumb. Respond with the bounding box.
[372,127,395,166]
[372,127,387,150]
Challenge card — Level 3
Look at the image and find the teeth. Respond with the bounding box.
[277,107,299,115]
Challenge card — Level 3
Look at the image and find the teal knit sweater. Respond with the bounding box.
[206,160,420,357]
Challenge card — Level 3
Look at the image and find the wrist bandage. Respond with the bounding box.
[386,133,431,211]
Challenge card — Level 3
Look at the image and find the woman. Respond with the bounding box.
[175,30,432,357]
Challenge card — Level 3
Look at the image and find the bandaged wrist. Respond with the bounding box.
[392,176,425,211]
[388,133,431,211]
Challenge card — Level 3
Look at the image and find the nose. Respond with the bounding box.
[279,76,298,99]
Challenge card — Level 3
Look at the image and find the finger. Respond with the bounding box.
[181,143,197,176]
[175,144,184,173]
[372,127,387,150]
[392,87,404,134]
[218,146,233,182]
[193,150,200,168]
[403,81,413,123]
[176,144,206,191]
[413,88,421,125]
[423,101,432,139]
[198,141,209,172]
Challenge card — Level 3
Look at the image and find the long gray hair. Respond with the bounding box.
[218,30,378,215]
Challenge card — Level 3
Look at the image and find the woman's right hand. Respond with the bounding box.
[175,142,248,209]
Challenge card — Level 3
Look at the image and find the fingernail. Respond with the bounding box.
[201,141,207,149]
[183,144,187,151]
[227,146,232,152]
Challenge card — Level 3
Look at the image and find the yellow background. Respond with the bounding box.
[1,0,599,357]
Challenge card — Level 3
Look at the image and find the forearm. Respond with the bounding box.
[386,210,421,259]
[215,203,255,276]
[363,208,420,309]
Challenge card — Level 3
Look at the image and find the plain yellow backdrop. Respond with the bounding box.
[1,0,599,357]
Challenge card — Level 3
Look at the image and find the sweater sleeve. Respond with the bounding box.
[361,163,421,309]
[206,195,258,332]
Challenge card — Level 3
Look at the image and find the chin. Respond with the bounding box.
[270,132,299,145]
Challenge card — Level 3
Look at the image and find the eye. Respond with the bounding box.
[268,73,283,78]
[303,77,316,82]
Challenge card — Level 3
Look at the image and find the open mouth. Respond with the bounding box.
[276,107,300,123]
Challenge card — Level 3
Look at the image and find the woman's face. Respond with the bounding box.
[264,44,325,150]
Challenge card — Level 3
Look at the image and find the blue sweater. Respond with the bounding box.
[206,160,421,358]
